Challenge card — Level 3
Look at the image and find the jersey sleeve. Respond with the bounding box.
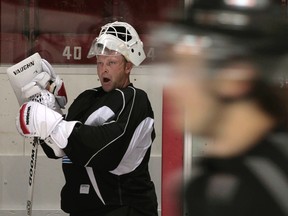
[40,140,61,159]
[63,87,155,171]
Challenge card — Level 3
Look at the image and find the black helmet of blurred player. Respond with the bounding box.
[152,0,288,129]
[152,0,288,80]
[181,0,288,56]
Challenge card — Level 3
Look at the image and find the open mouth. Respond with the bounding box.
[103,77,111,83]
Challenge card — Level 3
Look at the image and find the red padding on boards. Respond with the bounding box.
[162,89,183,216]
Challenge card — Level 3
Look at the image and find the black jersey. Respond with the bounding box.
[42,84,158,215]
[184,129,288,216]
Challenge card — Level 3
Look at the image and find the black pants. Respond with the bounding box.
[69,205,146,216]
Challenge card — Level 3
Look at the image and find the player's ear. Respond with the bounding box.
[125,62,133,74]
[213,62,257,99]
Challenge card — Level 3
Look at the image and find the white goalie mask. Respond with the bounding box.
[87,21,146,66]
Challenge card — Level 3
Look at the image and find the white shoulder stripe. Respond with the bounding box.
[85,106,115,126]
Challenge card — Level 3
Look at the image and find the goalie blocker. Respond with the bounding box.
[16,101,80,157]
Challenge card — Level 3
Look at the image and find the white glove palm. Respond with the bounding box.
[21,72,51,99]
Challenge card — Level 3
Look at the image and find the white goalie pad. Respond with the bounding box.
[7,53,43,105]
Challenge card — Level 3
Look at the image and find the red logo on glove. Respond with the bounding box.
[20,103,31,134]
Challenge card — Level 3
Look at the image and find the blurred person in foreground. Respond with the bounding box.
[153,0,288,215]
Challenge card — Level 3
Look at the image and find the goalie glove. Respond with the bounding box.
[21,72,51,99]
[21,59,68,108]
[42,59,67,108]
[16,101,80,154]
